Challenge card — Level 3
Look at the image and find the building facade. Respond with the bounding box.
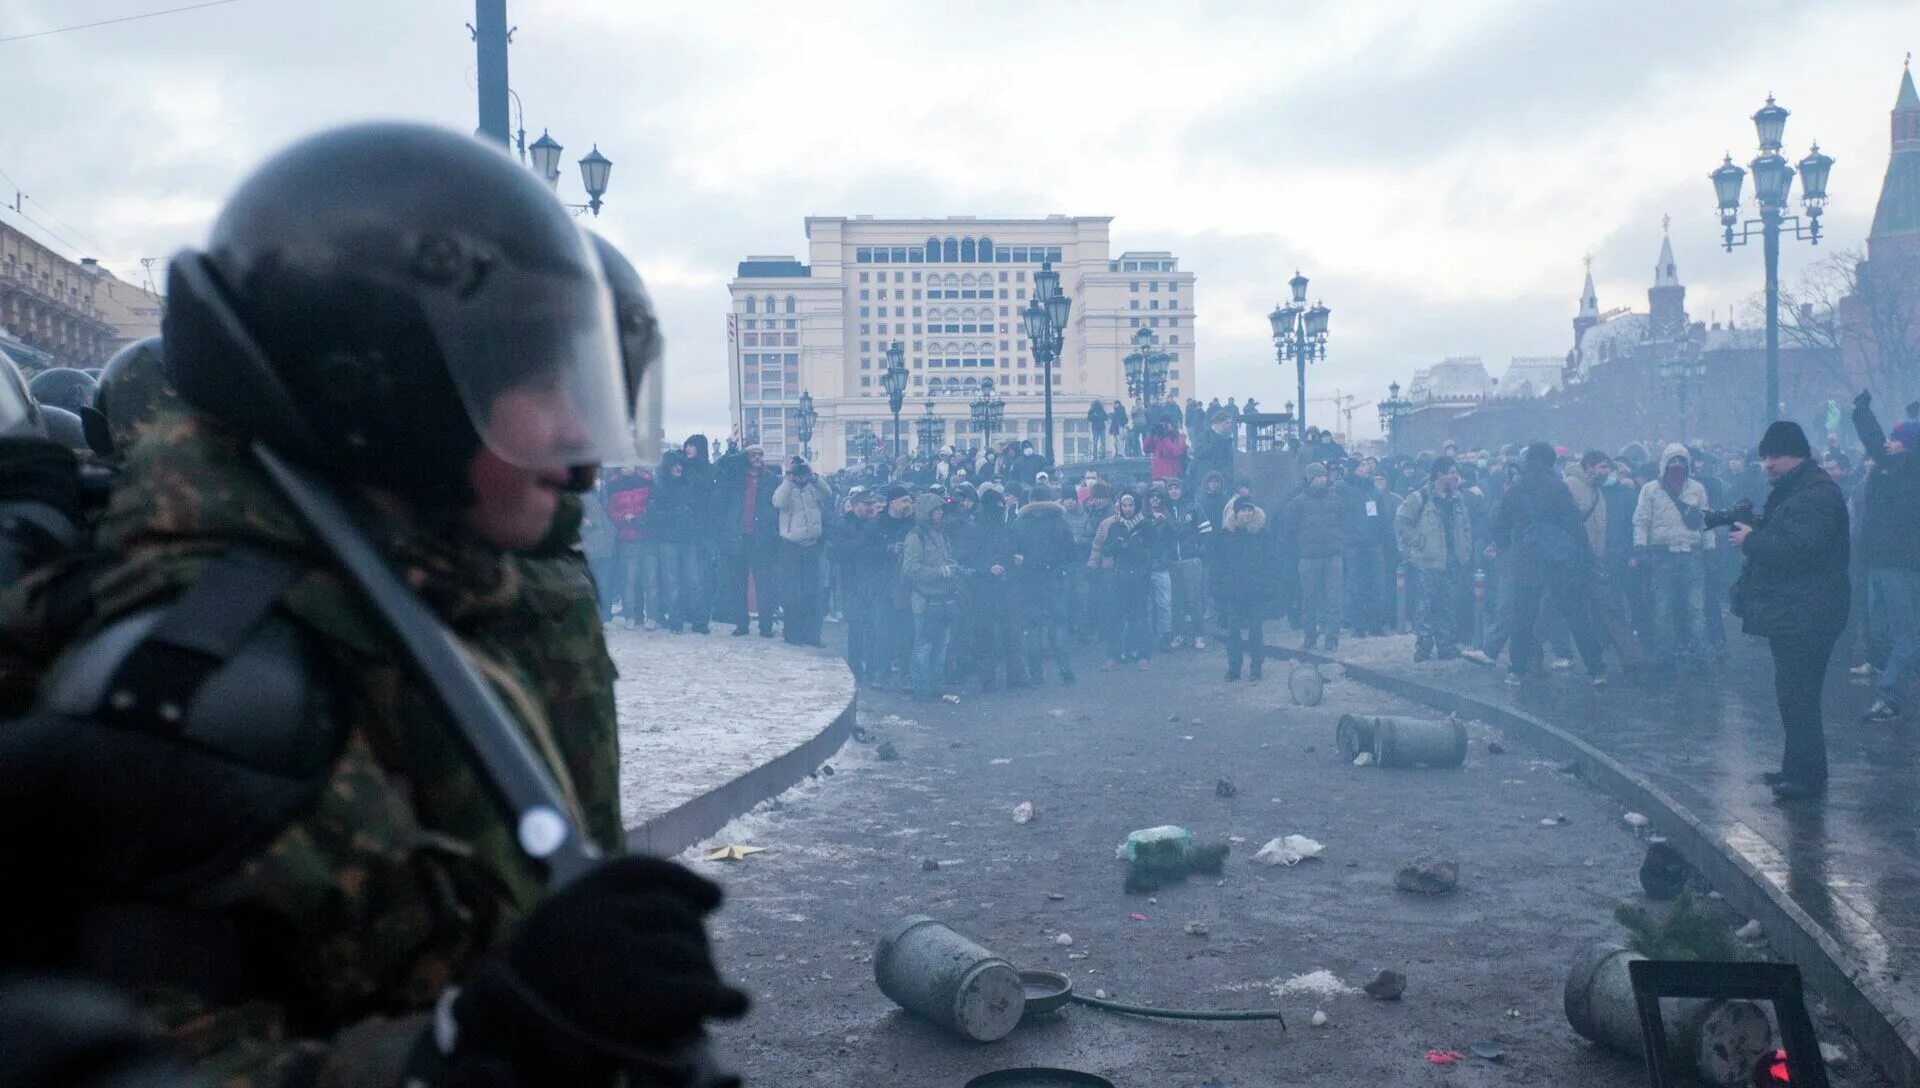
[727,216,1197,472]
[0,223,124,373]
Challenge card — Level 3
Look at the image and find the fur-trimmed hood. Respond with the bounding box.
[1221,503,1267,533]
[1016,499,1064,518]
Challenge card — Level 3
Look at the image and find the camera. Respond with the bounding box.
[1703,499,1759,531]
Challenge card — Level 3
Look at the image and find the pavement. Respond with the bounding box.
[679,638,1888,1087]
[1294,628,1920,1085]
[609,623,856,855]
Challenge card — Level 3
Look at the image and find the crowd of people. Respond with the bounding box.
[584,393,1905,804]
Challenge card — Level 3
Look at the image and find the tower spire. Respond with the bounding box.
[1654,216,1680,288]
[1872,54,1920,247]
[1578,253,1598,318]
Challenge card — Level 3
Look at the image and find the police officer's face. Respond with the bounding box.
[466,444,567,550]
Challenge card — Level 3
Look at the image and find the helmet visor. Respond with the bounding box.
[426,263,637,472]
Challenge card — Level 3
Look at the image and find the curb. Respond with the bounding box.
[624,668,857,858]
[1285,647,1920,1087]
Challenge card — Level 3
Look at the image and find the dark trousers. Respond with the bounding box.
[1509,574,1606,676]
[779,540,824,645]
[971,584,1026,687]
[1414,566,1464,652]
[1106,571,1153,661]
[1022,574,1076,681]
[724,543,778,633]
[1224,600,1265,678]
[843,581,874,675]
[1345,546,1382,634]
[1769,632,1836,785]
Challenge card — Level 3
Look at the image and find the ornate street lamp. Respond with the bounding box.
[796,390,817,461]
[1123,325,1171,415]
[1021,260,1071,464]
[1710,94,1832,426]
[526,130,614,217]
[1270,270,1331,433]
[969,377,1005,453]
[1657,337,1709,438]
[916,397,942,453]
[881,340,908,459]
[1377,380,1412,453]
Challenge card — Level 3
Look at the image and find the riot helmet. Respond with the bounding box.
[91,337,174,457]
[40,406,87,452]
[162,121,634,507]
[0,348,43,438]
[585,232,664,461]
[27,368,99,415]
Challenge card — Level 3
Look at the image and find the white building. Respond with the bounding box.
[727,216,1197,472]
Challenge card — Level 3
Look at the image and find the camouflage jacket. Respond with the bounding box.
[31,411,623,1087]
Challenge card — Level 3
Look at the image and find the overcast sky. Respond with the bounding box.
[1,0,1912,440]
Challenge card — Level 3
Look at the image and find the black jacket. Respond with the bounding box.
[1852,401,1920,570]
[1490,465,1592,584]
[1011,500,1077,577]
[1214,505,1278,608]
[1285,484,1348,560]
[712,455,779,554]
[1737,460,1850,640]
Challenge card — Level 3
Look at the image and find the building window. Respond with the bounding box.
[960,238,976,263]
[1130,300,1139,310]
[744,297,756,313]
[926,236,941,262]
[1108,261,1119,272]
[1130,282,1139,292]
[860,323,870,334]
[742,333,758,346]
[857,248,872,263]
[891,247,907,263]
[785,319,797,329]
[978,236,992,260]
[1129,317,1139,327]
[784,333,798,346]
[1123,261,1137,271]
[861,376,872,387]
[910,246,925,262]
[875,248,890,263]
[1012,247,1028,262]
[894,271,904,283]
[1168,317,1179,327]
[1149,282,1159,292]
[1046,247,1062,262]
[859,289,869,300]
[1150,300,1159,310]
[859,306,869,317]
[858,272,868,283]
[943,237,959,262]
[995,247,1010,262]
[1169,335,1179,344]
[1169,281,1178,292]
[878,324,888,334]
[1016,271,1026,282]
[895,307,904,317]
[1150,318,1160,327]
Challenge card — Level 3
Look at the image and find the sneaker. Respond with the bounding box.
[1504,672,1525,688]
[1849,662,1876,677]
[1862,698,1901,723]
[1193,637,1208,650]
[1591,674,1609,689]
[1170,636,1185,650]
[1549,657,1573,671]
[1458,648,1495,666]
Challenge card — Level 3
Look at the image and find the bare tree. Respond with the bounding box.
[1745,247,1920,405]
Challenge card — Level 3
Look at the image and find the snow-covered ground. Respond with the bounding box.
[608,625,856,831]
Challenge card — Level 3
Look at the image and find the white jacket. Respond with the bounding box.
[1632,444,1714,552]
[773,475,833,545]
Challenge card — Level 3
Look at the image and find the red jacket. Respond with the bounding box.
[1144,432,1188,480]
[607,480,652,543]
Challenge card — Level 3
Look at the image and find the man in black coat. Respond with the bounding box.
[1489,442,1608,685]
[1012,484,1079,684]
[1731,421,1851,801]
[713,443,781,636]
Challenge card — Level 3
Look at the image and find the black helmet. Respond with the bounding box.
[27,368,98,415]
[40,405,87,451]
[162,121,633,507]
[585,232,664,460]
[91,336,174,457]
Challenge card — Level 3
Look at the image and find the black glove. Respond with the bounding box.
[1856,389,1872,410]
[442,856,749,1087]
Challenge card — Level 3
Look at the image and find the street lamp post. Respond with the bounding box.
[528,130,614,217]
[1269,271,1331,434]
[1021,261,1072,465]
[796,390,817,461]
[969,377,1005,454]
[1123,326,1172,417]
[917,397,941,454]
[1657,338,1708,439]
[1709,94,1833,427]
[881,340,908,460]
[1376,380,1411,454]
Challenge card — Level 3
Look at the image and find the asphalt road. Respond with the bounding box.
[693,638,1886,1087]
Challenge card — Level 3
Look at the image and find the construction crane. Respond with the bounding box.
[1309,390,1359,437]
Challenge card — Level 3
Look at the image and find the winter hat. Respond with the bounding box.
[743,442,765,454]
[846,485,874,501]
[1304,461,1328,482]
[789,455,810,472]
[1758,421,1811,459]
[1523,441,1557,471]
[1030,484,1057,502]
[882,483,911,502]
[1892,421,1920,449]
[952,482,978,500]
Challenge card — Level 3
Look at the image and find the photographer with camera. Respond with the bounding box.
[1729,421,1851,801]
[1850,390,1920,722]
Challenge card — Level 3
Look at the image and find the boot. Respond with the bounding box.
[1414,637,1433,663]
[1249,655,1263,682]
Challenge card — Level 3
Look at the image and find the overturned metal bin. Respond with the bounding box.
[1336,713,1467,768]
[1563,944,1774,1087]
[875,916,1027,1042]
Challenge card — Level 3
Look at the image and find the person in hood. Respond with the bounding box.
[1489,442,1608,686]
[1631,441,1714,670]
[1090,489,1157,669]
[1013,484,1079,684]
[1851,391,1920,723]
[773,456,833,646]
[1731,421,1850,800]
[902,491,962,699]
[1217,496,1277,681]
[650,450,708,633]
